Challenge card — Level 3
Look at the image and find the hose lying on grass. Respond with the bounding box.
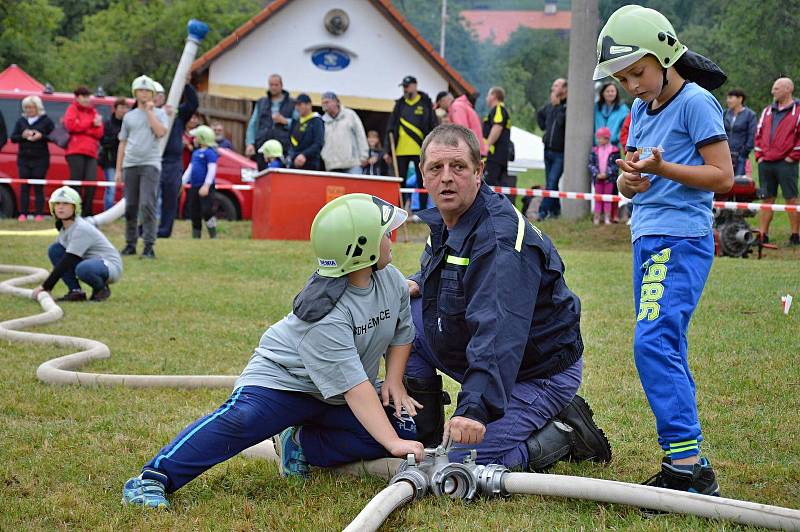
[3,264,800,531]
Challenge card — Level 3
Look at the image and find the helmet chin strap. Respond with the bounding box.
[662,67,669,90]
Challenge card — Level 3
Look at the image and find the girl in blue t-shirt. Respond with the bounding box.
[593,5,733,495]
[182,125,219,239]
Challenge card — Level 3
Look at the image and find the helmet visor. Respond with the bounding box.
[387,206,408,233]
[594,50,648,80]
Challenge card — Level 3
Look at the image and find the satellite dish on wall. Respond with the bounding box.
[324,9,349,35]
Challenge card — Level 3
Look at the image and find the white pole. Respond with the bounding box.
[159,19,209,154]
[440,0,447,58]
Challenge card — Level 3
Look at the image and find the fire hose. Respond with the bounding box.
[2,267,799,530]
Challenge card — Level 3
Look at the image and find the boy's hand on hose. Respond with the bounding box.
[386,438,424,461]
[381,377,422,418]
[199,184,210,197]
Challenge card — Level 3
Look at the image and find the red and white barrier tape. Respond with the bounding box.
[0,178,253,191]
[401,186,800,213]
[2,178,797,213]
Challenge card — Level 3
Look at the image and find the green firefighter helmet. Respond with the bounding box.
[311,194,407,278]
[48,186,82,217]
[593,4,687,80]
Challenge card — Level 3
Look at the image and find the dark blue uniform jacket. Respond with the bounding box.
[410,184,583,425]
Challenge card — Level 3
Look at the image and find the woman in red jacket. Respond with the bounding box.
[63,86,104,215]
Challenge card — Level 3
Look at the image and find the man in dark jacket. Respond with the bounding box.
[158,84,198,238]
[405,124,611,472]
[532,78,567,220]
[100,98,129,211]
[385,76,438,212]
[245,74,296,171]
[287,94,324,171]
[724,88,756,176]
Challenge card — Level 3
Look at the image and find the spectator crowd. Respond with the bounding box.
[2,67,798,244]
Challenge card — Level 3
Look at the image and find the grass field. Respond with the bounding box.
[1,212,799,530]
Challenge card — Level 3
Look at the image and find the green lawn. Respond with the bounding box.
[1,217,798,530]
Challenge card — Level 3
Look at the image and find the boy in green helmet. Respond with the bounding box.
[594,5,734,495]
[31,186,123,302]
[122,194,423,509]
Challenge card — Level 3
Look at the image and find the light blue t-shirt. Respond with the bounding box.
[626,82,727,241]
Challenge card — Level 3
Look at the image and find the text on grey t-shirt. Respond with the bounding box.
[235,264,415,405]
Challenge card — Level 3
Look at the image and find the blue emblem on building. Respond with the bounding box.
[311,48,351,71]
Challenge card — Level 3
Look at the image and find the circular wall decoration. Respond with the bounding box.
[324,9,349,35]
[311,48,351,71]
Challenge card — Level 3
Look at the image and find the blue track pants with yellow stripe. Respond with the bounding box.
[632,233,714,459]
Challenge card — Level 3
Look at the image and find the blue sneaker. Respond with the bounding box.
[276,427,310,479]
[122,476,170,509]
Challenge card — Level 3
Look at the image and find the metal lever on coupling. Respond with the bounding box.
[389,448,509,502]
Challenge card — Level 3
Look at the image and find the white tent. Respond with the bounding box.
[509,126,545,174]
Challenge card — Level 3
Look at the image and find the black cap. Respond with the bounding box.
[400,75,417,87]
[295,93,312,104]
[435,91,449,103]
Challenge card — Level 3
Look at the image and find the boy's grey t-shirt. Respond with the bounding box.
[235,265,415,405]
[119,107,168,170]
[56,217,123,282]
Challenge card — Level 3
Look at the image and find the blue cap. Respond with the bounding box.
[295,93,312,104]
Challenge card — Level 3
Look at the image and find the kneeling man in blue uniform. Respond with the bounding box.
[405,124,612,471]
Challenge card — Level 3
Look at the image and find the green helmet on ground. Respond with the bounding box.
[131,75,157,95]
[48,186,81,217]
[311,194,407,278]
[593,5,687,80]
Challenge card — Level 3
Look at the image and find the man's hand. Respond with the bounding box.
[386,438,424,461]
[360,159,369,167]
[407,279,420,298]
[199,184,210,197]
[445,416,486,445]
[115,167,123,184]
[294,153,306,168]
[245,144,256,157]
[31,286,46,300]
[143,101,155,112]
[164,104,175,118]
[381,377,422,418]
[272,113,288,125]
[786,156,795,164]
[93,113,103,127]
[383,153,392,164]
[549,90,560,106]
[29,130,42,142]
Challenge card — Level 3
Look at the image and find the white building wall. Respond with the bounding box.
[208,0,450,105]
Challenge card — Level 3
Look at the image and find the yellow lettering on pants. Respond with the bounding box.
[637,248,671,322]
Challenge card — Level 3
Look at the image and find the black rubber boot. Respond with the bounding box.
[140,244,156,259]
[120,244,136,256]
[526,419,575,472]
[554,394,612,463]
[192,228,202,239]
[207,226,217,239]
[404,375,451,447]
